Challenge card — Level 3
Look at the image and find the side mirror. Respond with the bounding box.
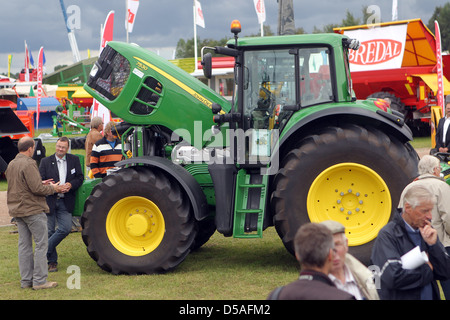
[201,52,212,79]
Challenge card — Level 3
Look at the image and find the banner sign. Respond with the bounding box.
[253,0,266,24]
[126,0,139,33]
[194,0,205,28]
[36,47,44,130]
[92,11,114,123]
[435,20,444,114]
[343,24,408,72]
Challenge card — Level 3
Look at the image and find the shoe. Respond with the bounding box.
[48,262,58,272]
[32,281,58,290]
[21,284,32,289]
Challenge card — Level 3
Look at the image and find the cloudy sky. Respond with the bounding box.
[0,0,443,76]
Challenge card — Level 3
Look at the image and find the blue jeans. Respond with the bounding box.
[47,199,72,264]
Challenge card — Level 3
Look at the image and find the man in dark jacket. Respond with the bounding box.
[268,223,355,300]
[39,137,84,272]
[371,184,450,300]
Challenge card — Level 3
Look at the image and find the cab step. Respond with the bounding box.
[233,169,268,238]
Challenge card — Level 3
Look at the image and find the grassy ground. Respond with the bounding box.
[411,136,432,149]
[0,225,297,299]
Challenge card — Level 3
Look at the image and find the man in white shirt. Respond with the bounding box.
[432,96,450,154]
[39,137,84,272]
[321,220,379,300]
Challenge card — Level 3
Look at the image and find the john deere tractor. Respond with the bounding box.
[81,21,418,274]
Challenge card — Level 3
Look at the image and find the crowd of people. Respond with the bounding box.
[4,99,450,298]
[5,117,122,290]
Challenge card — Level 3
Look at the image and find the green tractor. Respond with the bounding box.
[435,153,450,185]
[81,21,418,274]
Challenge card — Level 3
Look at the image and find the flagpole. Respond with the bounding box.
[193,0,198,71]
[392,0,398,21]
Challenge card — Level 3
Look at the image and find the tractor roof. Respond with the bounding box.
[227,33,345,49]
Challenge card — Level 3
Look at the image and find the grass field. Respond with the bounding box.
[0,225,297,300]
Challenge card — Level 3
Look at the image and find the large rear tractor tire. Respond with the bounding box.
[81,166,196,274]
[271,124,418,264]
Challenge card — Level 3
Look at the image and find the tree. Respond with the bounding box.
[313,6,371,33]
[54,64,68,72]
[175,24,307,59]
[246,25,275,37]
[427,2,450,52]
[175,36,231,59]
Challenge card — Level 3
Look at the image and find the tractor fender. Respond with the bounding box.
[277,106,413,156]
[115,156,209,221]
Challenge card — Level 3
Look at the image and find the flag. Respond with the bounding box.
[435,20,445,115]
[91,11,114,123]
[90,99,111,124]
[24,41,30,82]
[126,0,139,33]
[194,0,205,28]
[102,11,115,51]
[36,47,44,130]
[253,0,266,24]
[29,50,34,68]
[7,54,12,78]
[392,0,398,21]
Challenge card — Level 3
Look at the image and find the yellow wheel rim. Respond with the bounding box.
[307,163,391,246]
[106,196,165,256]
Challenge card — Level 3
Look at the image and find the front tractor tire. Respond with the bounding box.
[81,167,196,274]
[271,124,418,263]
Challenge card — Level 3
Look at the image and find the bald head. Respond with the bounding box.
[17,136,35,154]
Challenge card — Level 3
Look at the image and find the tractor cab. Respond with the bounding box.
[240,46,333,131]
[202,20,336,134]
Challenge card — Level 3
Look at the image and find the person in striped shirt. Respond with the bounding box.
[90,121,123,178]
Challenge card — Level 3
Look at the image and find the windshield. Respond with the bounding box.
[87,46,131,101]
[243,47,333,130]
